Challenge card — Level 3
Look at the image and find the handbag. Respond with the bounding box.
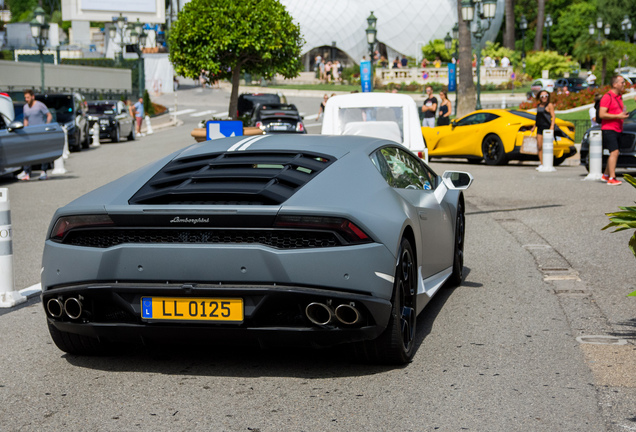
[520,136,538,155]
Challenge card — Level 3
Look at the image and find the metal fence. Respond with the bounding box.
[571,119,592,143]
[4,85,134,102]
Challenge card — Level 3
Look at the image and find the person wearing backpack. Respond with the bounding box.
[590,93,602,127]
[599,75,629,185]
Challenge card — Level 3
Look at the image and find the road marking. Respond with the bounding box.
[170,108,196,116]
[190,110,217,117]
[305,123,322,128]
[304,114,319,121]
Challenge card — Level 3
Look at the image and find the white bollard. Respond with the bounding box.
[537,129,556,172]
[501,96,506,109]
[583,130,603,181]
[52,125,68,175]
[62,124,69,159]
[91,122,100,147]
[0,189,26,308]
[144,115,154,135]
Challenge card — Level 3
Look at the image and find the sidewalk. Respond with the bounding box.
[140,112,183,134]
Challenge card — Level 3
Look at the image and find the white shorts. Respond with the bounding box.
[422,117,436,128]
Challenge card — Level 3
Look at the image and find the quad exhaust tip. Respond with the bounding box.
[335,303,361,325]
[63,297,83,320]
[46,298,64,318]
[305,301,362,326]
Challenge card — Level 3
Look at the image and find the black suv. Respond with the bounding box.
[36,93,90,151]
[580,110,636,171]
[237,93,286,118]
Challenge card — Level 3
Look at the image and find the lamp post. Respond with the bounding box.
[109,15,147,97]
[365,11,377,64]
[461,0,497,110]
[30,6,50,93]
[544,14,553,51]
[520,15,527,74]
[622,16,632,43]
[452,23,459,116]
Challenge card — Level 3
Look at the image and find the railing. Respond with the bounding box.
[570,119,592,143]
[376,66,514,84]
[4,85,133,101]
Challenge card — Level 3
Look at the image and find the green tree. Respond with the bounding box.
[168,0,304,120]
[550,2,596,56]
[421,39,454,63]
[524,50,577,78]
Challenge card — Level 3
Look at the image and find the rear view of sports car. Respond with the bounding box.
[42,135,472,364]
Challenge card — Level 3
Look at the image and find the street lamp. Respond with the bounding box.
[110,14,147,97]
[621,15,632,42]
[544,14,553,51]
[461,0,497,110]
[30,6,50,93]
[520,15,528,74]
[365,11,377,64]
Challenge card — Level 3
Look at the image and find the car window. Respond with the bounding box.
[455,112,499,126]
[338,107,404,141]
[372,147,434,190]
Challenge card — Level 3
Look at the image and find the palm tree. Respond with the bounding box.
[503,0,515,50]
[534,0,545,51]
[456,0,476,117]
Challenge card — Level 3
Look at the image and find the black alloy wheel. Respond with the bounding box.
[482,134,507,165]
[447,198,465,286]
[353,237,417,364]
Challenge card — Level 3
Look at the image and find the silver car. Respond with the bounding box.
[42,135,472,364]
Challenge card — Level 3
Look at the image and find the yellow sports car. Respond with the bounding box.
[422,109,577,165]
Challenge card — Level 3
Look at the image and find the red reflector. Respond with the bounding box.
[417,151,423,159]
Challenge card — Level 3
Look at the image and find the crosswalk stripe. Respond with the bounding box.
[190,109,217,117]
[171,108,196,116]
[304,114,319,121]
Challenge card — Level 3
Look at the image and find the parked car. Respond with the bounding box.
[555,77,589,93]
[580,109,636,171]
[35,93,90,152]
[237,93,286,118]
[530,79,555,96]
[321,93,428,161]
[41,134,472,364]
[87,100,135,142]
[250,103,306,134]
[0,92,65,177]
[422,109,577,165]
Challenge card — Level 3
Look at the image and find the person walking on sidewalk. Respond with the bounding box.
[133,97,145,137]
[599,75,629,185]
[17,89,53,181]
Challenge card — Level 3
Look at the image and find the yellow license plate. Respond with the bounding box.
[141,297,243,322]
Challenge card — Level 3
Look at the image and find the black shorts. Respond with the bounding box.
[536,126,549,136]
[602,130,620,152]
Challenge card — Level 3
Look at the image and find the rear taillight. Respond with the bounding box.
[274,215,371,244]
[296,122,305,132]
[0,92,9,98]
[50,215,115,242]
[256,121,264,129]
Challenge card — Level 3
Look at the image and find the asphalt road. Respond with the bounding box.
[0,87,634,431]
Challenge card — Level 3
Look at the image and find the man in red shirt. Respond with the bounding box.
[599,75,629,185]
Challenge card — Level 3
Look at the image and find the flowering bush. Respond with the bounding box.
[518,83,635,110]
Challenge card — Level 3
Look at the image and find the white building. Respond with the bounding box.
[280,0,504,69]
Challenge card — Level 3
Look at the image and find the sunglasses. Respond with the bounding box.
[540,95,549,98]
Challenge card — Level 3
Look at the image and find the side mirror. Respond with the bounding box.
[7,121,24,132]
[451,119,457,129]
[442,171,473,190]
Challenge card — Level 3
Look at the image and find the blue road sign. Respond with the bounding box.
[361,60,372,93]
[206,120,244,140]
[448,64,456,92]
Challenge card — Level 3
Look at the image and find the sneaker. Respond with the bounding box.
[607,177,622,185]
[535,165,543,171]
[19,174,30,181]
[38,172,48,181]
[16,171,28,180]
[601,174,609,182]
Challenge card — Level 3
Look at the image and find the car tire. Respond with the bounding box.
[553,154,568,166]
[447,197,465,287]
[353,237,417,365]
[482,134,508,165]
[127,126,135,141]
[70,130,81,152]
[112,126,120,143]
[47,322,111,355]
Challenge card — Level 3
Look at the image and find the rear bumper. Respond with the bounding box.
[43,283,392,347]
